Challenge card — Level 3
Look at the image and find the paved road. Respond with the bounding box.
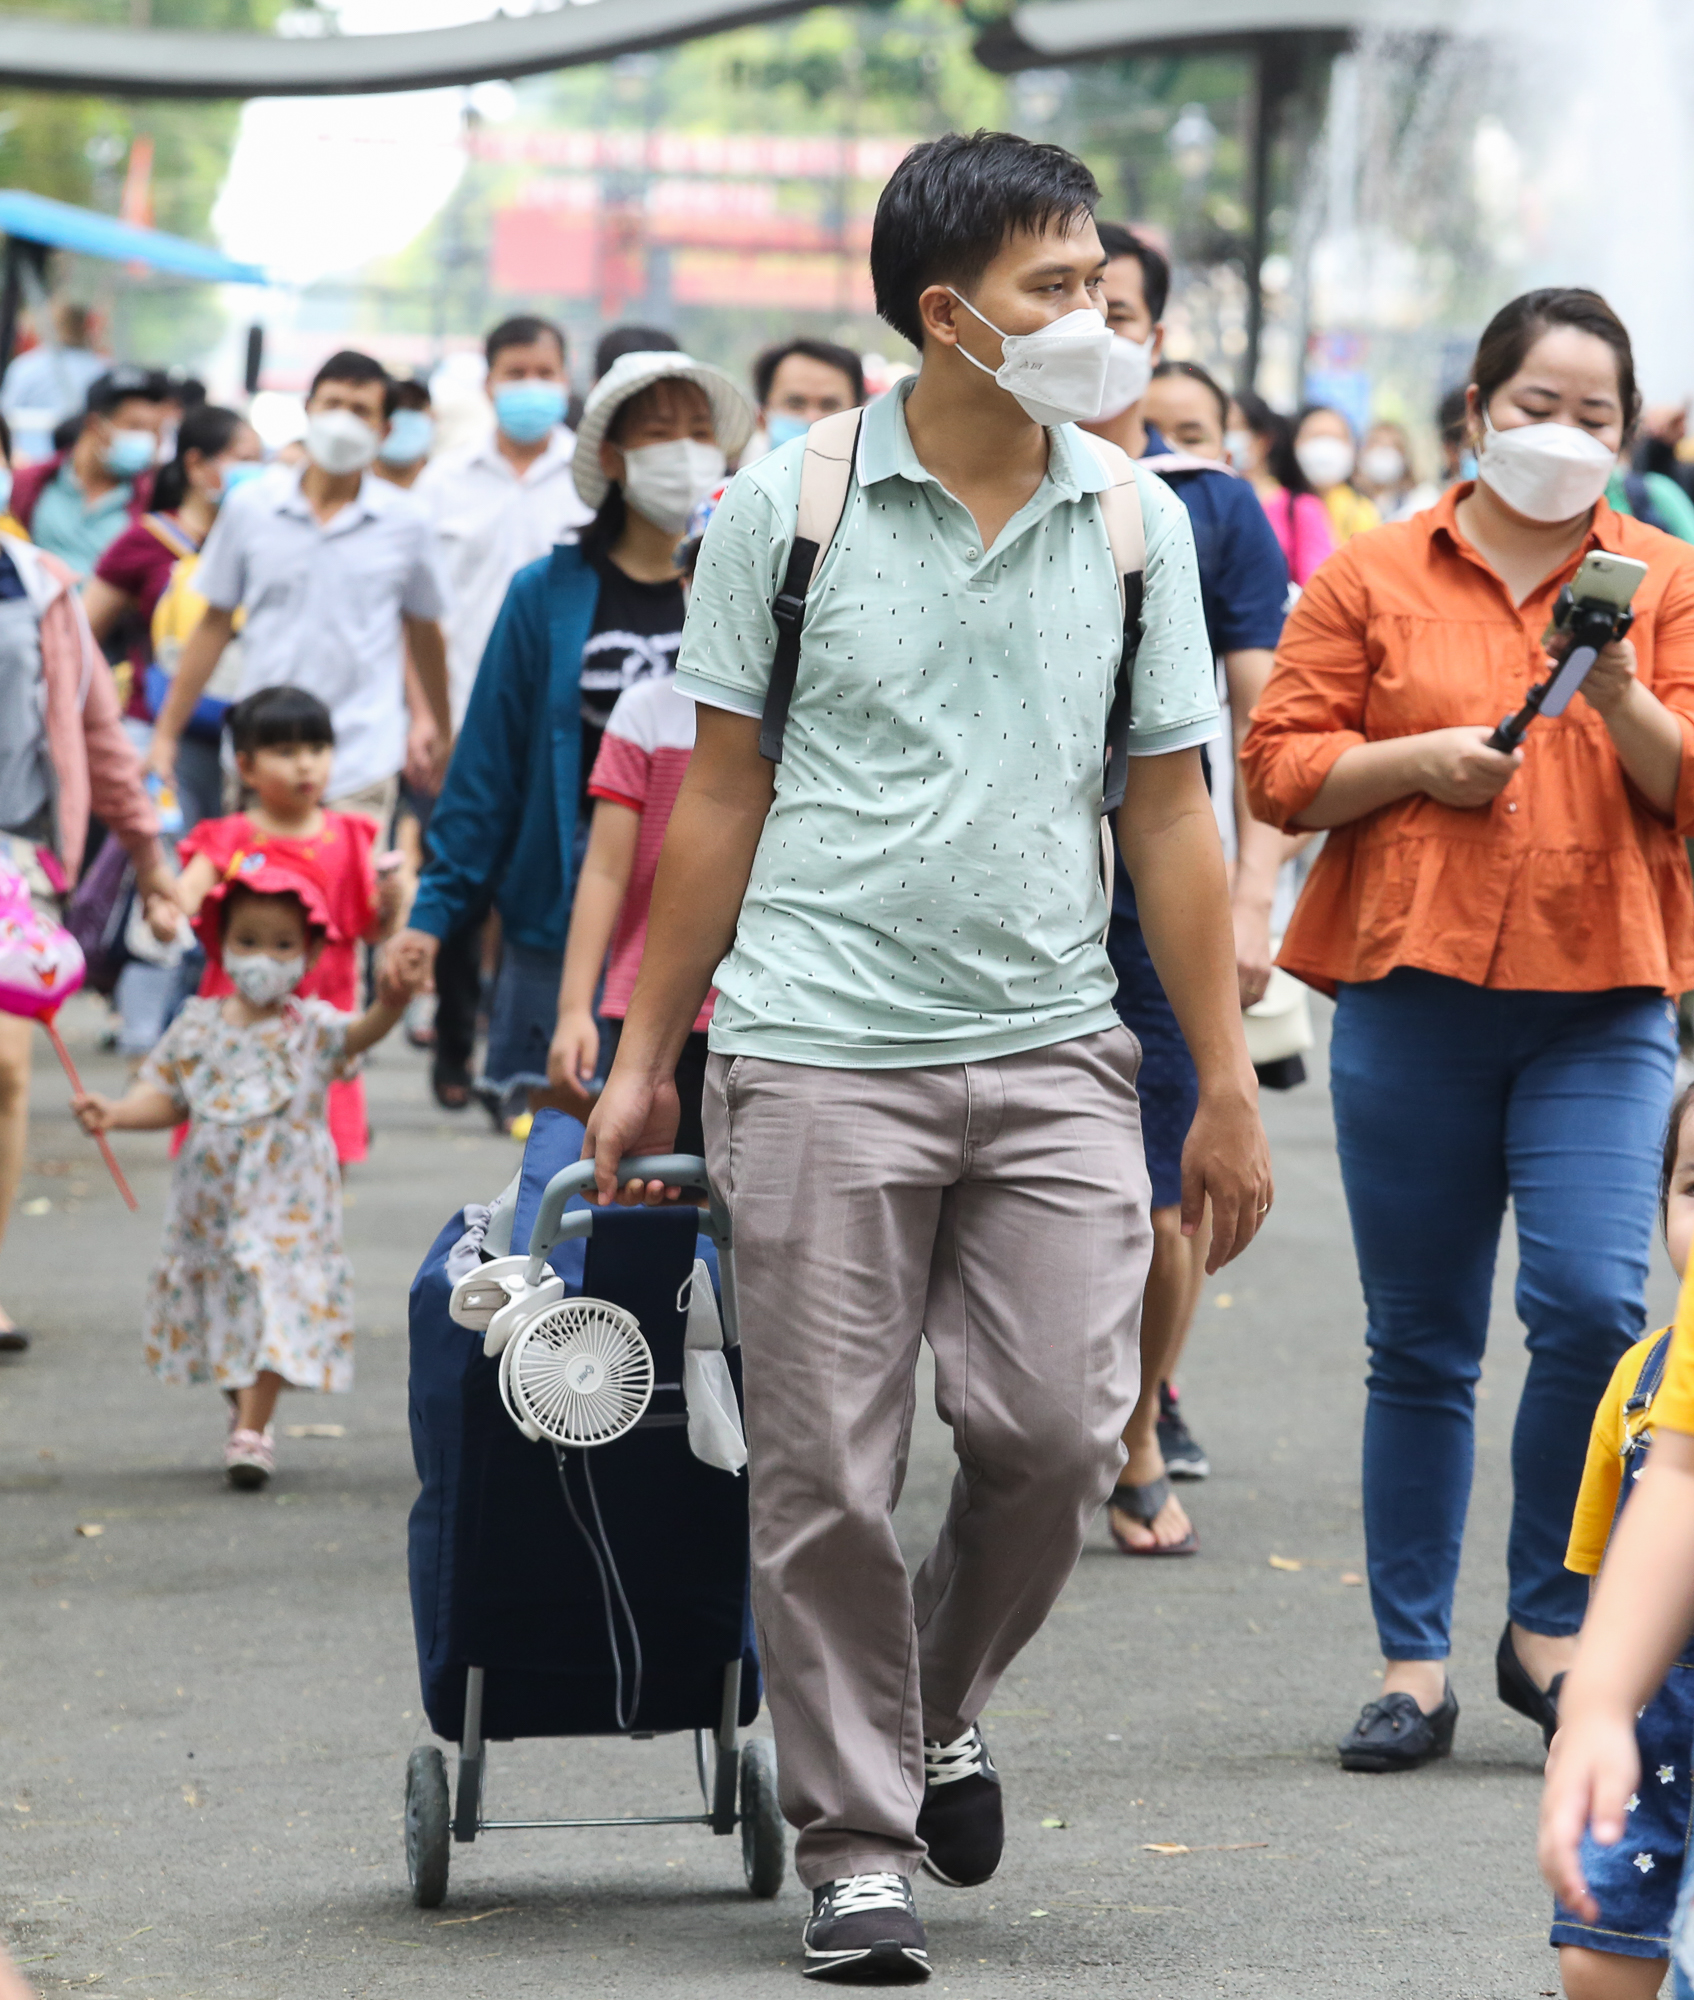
[1,997,1676,1997]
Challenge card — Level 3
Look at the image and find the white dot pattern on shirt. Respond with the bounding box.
[677,430,1216,1062]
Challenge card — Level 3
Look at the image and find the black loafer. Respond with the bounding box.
[1496,1622,1563,1748]
[0,1327,30,1354]
[1337,1683,1458,1772]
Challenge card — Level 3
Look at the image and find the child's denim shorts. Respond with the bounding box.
[1553,1658,1694,1962]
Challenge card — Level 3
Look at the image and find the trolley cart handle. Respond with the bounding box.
[525,1155,732,1286]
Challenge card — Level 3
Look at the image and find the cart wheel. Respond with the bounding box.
[405,1746,451,1908]
[740,1737,785,1898]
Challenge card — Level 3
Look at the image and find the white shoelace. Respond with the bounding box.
[923,1727,985,1788]
[828,1873,911,1916]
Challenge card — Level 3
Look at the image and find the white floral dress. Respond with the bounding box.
[141,996,355,1393]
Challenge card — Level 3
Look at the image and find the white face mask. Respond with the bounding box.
[225,951,305,1008]
[620,438,726,536]
[1225,427,1254,472]
[1359,443,1407,489]
[304,409,379,477]
[1095,333,1157,422]
[949,291,1114,428]
[1295,435,1356,490]
[1476,413,1615,523]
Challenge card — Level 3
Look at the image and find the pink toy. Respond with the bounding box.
[0,867,137,1210]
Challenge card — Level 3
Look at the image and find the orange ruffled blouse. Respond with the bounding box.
[1240,487,1694,998]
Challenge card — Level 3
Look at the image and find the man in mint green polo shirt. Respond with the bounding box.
[585,131,1271,1985]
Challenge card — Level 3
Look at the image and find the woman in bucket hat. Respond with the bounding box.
[389,352,753,1125]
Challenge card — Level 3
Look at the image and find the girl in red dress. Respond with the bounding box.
[176,688,411,1162]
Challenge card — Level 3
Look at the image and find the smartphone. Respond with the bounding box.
[1572,549,1649,608]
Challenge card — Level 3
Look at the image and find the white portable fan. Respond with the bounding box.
[502,1296,654,1448]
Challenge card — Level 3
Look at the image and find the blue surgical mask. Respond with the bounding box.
[104,428,157,479]
[765,411,810,450]
[493,381,566,446]
[216,460,265,503]
[379,408,435,468]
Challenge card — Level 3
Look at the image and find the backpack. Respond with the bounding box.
[757,406,1149,812]
[142,514,245,738]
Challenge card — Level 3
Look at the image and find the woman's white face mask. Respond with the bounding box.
[1475,412,1616,524]
[1294,435,1356,491]
[621,437,726,536]
[948,290,1114,428]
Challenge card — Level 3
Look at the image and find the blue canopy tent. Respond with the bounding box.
[0,189,267,375]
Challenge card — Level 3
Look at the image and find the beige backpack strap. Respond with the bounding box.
[1078,435,1147,815]
[759,407,863,763]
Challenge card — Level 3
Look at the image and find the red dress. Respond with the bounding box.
[177,811,379,1163]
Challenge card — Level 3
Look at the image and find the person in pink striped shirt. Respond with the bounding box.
[548,669,715,1155]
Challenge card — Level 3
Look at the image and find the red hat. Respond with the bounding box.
[193,846,341,966]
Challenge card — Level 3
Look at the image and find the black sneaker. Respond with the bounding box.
[803,1874,931,1983]
[917,1724,1003,1888]
[1337,1683,1459,1772]
[1157,1382,1210,1480]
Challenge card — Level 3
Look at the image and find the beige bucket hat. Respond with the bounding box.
[570,349,756,512]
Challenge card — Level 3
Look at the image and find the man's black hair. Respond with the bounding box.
[385,375,432,417]
[1096,221,1170,326]
[486,314,567,369]
[752,337,865,409]
[226,685,335,756]
[1151,358,1228,429]
[870,130,1100,351]
[593,324,679,380]
[308,349,390,401]
[86,365,170,416]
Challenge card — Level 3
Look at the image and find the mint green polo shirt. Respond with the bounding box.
[676,375,1218,1068]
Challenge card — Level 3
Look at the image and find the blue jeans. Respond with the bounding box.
[1330,971,1675,1661]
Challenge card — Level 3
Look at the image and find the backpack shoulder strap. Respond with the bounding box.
[1625,1326,1675,1424]
[140,512,201,562]
[758,407,864,765]
[1080,435,1147,813]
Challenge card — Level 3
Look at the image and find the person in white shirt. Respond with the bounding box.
[148,349,452,830]
[0,302,109,463]
[416,315,595,729]
[412,315,595,1109]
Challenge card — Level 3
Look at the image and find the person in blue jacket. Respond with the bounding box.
[387,352,753,1121]
[1082,224,1302,1554]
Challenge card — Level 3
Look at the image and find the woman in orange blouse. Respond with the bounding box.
[1242,289,1694,1775]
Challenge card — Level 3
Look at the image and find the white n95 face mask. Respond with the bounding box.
[1294,436,1356,490]
[225,952,305,1008]
[1095,333,1157,423]
[1476,414,1615,524]
[950,291,1114,428]
[621,438,726,536]
[304,409,379,477]
[1359,443,1407,489]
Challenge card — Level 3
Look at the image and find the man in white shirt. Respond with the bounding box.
[413,315,593,1106]
[416,314,594,729]
[149,349,452,827]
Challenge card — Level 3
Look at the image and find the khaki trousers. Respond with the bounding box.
[703,1027,1153,1885]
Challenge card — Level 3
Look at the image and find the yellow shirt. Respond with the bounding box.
[1323,483,1380,546]
[1651,1263,1694,1435]
[1566,1330,1669,1574]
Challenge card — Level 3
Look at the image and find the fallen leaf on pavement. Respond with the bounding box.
[1213,1292,1233,1308]
[1040,1817,1066,1829]
[284,1424,346,1439]
[1144,1841,1269,1855]
[434,1906,519,1926]
[20,1197,50,1216]
[1340,1572,1363,1586]
[75,1523,104,1538]
[1268,1555,1302,1571]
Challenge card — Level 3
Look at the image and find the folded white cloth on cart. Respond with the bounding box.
[682,1258,747,1475]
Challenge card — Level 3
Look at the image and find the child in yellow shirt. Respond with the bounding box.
[1544,1083,1694,1999]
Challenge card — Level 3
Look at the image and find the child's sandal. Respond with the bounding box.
[224,1427,274,1491]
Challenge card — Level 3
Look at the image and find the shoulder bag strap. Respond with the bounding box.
[1085,436,1147,814]
[758,407,863,765]
[140,512,201,562]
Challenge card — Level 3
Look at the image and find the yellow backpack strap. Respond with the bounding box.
[1081,435,1148,813]
[758,406,864,765]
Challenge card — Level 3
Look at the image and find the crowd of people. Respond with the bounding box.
[9,122,1694,1993]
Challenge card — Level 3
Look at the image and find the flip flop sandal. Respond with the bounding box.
[0,1327,30,1354]
[1107,1474,1199,1557]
